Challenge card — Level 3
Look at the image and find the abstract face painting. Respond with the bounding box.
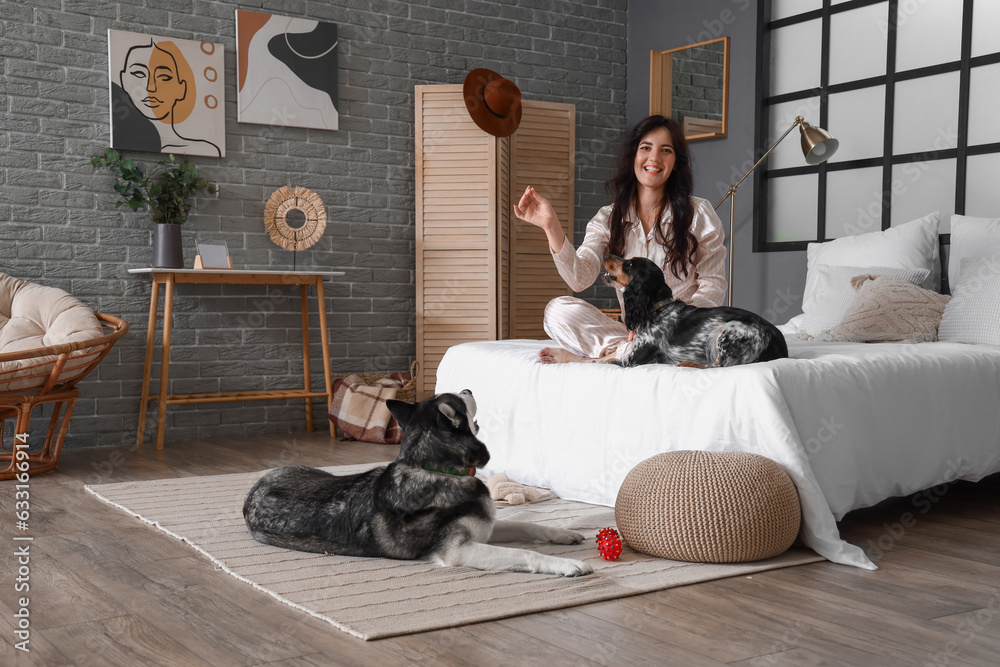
[236,10,339,131]
[108,29,225,157]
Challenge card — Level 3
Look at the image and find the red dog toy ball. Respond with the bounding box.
[595,527,623,561]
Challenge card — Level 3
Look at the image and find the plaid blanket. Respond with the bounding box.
[328,372,411,444]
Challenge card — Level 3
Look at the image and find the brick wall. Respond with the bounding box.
[0,0,628,448]
[670,39,725,124]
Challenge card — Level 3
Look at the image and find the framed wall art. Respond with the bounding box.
[236,10,340,131]
[107,29,225,158]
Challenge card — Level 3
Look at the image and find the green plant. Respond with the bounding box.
[91,148,218,224]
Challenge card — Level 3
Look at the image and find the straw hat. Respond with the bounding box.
[463,68,523,137]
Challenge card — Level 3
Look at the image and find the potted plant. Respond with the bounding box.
[92,148,217,268]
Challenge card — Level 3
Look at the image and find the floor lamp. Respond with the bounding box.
[714,116,839,306]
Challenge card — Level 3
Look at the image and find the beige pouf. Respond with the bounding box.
[615,450,801,563]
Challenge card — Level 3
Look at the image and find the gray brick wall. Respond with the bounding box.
[0,0,628,448]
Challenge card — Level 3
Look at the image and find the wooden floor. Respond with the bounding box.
[2,434,999,667]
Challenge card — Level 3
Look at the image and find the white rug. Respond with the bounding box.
[85,463,823,640]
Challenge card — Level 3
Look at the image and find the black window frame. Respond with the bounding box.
[754,0,1000,254]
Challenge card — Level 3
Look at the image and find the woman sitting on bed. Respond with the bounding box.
[514,114,729,364]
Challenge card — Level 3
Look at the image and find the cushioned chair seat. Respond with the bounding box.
[0,273,104,392]
[615,450,801,563]
[0,273,127,479]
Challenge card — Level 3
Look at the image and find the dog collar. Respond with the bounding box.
[422,463,476,476]
[650,298,674,313]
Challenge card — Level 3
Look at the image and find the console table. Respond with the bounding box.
[129,268,344,449]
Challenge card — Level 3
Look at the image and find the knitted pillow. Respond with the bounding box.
[810,275,951,343]
[785,264,931,336]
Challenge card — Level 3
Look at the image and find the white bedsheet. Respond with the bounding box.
[435,338,1000,570]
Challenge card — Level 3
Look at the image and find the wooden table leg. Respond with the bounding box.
[155,273,175,450]
[315,277,335,437]
[300,283,313,433]
[136,277,160,445]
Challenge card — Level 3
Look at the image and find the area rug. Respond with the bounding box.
[85,463,822,640]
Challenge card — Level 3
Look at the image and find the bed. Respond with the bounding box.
[433,213,1000,571]
[435,337,1000,570]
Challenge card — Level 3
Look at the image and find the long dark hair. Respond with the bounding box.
[606,115,697,280]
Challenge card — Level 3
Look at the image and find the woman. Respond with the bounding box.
[117,39,222,157]
[514,115,727,363]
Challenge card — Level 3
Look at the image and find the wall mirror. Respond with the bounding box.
[650,36,729,141]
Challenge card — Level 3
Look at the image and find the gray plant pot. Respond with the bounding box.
[152,224,184,269]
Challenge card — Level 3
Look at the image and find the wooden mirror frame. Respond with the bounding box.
[649,36,730,142]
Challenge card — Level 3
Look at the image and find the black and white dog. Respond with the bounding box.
[603,256,788,368]
[243,391,592,577]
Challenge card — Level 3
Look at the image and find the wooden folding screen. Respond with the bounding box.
[415,85,575,397]
[507,101,576,339]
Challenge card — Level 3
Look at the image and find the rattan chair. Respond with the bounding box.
[0,287,128,479]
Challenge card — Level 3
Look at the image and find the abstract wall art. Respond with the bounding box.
[236,10,340,131]
[107,29,225,158]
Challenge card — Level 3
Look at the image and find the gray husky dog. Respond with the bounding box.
[243,390,593,577]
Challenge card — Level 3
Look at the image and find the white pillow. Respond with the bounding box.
[806,212,941,293]
[938,255,1000,346]
[948,214,1000,294]
[785,264,930,335]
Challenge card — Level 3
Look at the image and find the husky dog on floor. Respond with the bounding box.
[243,390,593,577]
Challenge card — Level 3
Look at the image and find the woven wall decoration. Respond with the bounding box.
[263,185,327,251]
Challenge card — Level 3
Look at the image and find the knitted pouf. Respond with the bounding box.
[614,450,801,563]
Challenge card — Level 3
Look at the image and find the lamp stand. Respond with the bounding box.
[714,116,806,307]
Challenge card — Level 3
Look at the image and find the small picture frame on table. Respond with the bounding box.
[194,242,233,269]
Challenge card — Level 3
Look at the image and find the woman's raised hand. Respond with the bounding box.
[514,185,566,253]
[514,186,558,231]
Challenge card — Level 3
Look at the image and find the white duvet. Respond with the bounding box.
[435,338,1000,570]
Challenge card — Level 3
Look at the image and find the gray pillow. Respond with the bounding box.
[938,255,1000,346]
